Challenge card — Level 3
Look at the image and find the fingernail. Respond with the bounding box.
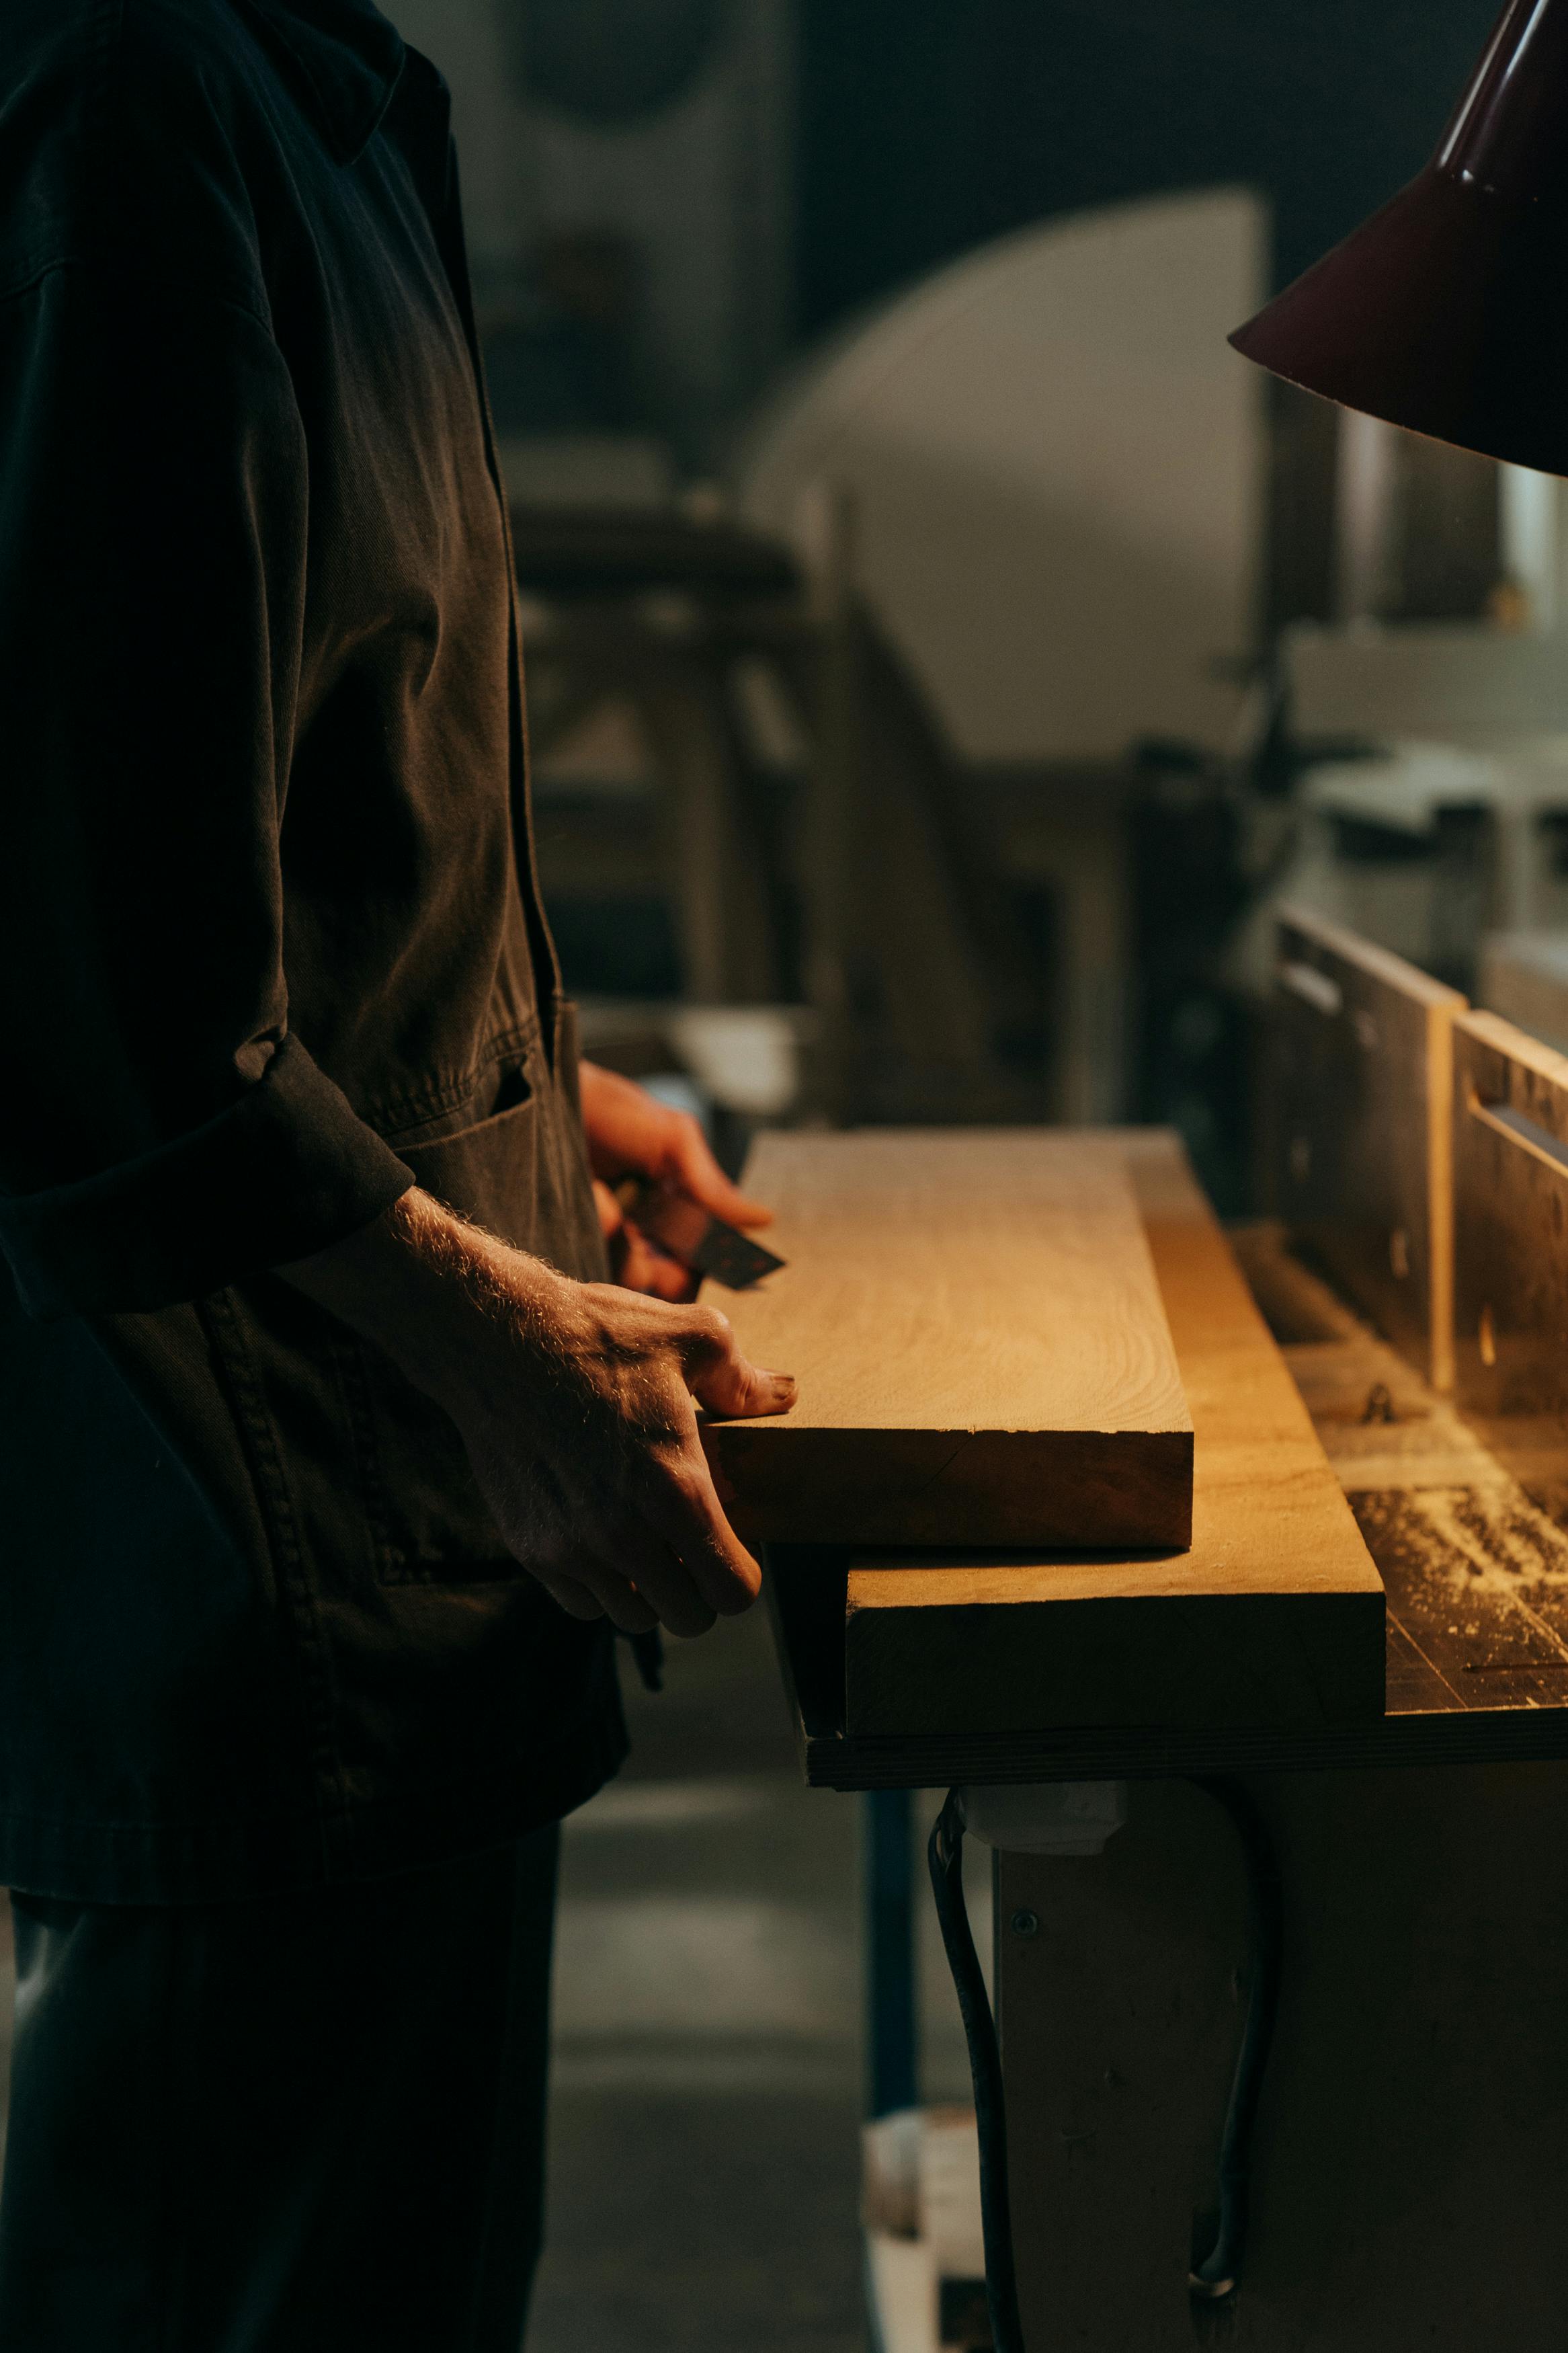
[769,1372,797,1406]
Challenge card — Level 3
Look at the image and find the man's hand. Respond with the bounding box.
[284,1189,794,1636]
[579,1060,772,1300]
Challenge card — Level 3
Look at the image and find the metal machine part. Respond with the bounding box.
[958,1781,1128,1860]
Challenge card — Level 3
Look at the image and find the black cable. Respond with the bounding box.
[927,1791,1026,2353]
[926,1780,1284,2344]
[1186,1777,1284,2301]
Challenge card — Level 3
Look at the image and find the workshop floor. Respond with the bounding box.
[0,1603,978,2352]
[530,1604,976,2353]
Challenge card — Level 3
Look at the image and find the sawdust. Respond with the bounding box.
[1402,1484,1568,1593]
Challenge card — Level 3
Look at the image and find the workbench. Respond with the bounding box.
[763,1130,1568,2350]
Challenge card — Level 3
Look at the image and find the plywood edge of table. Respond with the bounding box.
[837,1129,1386,1740]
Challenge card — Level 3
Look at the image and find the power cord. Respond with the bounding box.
[1186,1777,1284,2297]
[927,1792,1026,2353]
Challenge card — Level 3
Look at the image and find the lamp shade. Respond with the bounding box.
[1231,0,1568,476]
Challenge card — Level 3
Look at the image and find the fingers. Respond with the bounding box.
[638,1446,764,1618]
[598,1519,717,1638]
[677,1305,796,1421]
[613,1218,698,1302]
[548,1554,660,1636]
[666,1121,774,1230]
[696,1417,739,1505]
[526,1556,616,1624]
[597,1187,699,1300]
[530,1566,608,1622]
[531,1517,716,1638]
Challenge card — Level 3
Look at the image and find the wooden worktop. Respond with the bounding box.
[766,1130,1568,1786]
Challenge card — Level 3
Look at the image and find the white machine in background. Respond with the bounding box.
[1258,433,1568,995]
[1265,735,1568,990]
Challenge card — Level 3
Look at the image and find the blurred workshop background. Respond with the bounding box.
[11,1,1563,2345]
[387,0,1560,1230]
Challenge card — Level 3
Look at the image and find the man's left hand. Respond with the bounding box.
[579,1060,774,1300]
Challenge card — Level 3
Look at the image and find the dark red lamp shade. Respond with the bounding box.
[1231,0,1568,477]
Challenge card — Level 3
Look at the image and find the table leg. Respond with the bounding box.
[865,1788,919,2118]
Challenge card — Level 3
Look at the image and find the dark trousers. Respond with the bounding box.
[0,1826,561,2352]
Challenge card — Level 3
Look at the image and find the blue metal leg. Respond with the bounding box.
[864,1787,919,2117]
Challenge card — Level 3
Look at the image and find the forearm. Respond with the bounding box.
[280,1183,791,1638]
[281,1188,573,1419]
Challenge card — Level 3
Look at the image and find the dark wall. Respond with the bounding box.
[797,0,1501,336]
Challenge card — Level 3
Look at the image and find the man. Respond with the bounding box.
[0,0,794,2342]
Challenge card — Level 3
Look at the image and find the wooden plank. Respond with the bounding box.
[835,1133,1384,1738]
[1268,905,1466,1390]
[768,1218,1568,1786]
[710,1129,1192,1550]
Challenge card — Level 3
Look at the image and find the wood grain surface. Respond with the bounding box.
[829,1133,1384,1738]
[1268,904,1464,1390]
[772,1219,1568,1786]
[708,1128,1193,1549]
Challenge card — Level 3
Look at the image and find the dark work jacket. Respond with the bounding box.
[0,0,626,1902]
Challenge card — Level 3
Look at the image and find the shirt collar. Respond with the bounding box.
[235,0,407,164]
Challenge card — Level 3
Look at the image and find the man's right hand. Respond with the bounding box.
[283,1189,795,1637]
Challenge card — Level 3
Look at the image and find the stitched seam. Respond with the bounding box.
[198,1293,348,1852]
[0,251,276,344]
[364,1018,540,1138]
[330,1334,405,1577]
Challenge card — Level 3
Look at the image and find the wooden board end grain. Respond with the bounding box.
[709,1129,1192,1550]
[836,1132,1385,1738]
[1269,905,1465,1391]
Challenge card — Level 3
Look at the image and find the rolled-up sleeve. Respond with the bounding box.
[0,258,413,1317]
